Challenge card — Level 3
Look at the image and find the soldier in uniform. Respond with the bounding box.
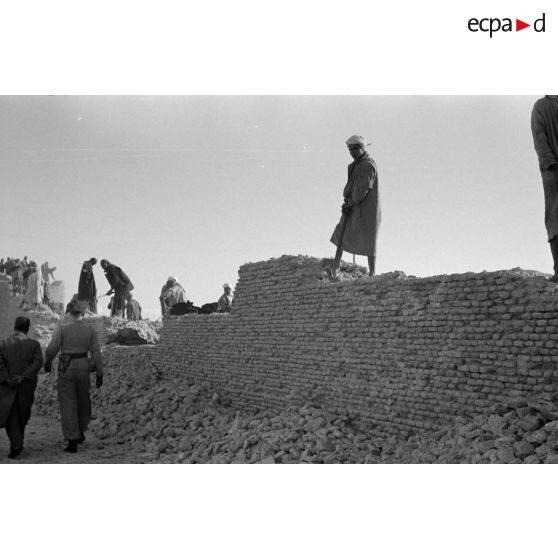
[44,299,104,453]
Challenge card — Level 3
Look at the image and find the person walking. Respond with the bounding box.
[532,96,558,281]
[330,135,381,277]
[44,299,104,453]
[0,317,44,459]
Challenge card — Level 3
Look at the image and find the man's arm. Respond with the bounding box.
[531,103,558,171]
[44,325,63,369]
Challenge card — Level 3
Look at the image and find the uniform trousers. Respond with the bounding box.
[57,368,92,441]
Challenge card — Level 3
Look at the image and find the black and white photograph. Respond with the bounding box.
[1,1,557,557]
[1,95,557,465]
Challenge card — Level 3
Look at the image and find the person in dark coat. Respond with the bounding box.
[532,96,558,281]
[0,317,44,459]
[77,257,98,313]
[44,299,104,453]
[100,259,134,319]
[330,134,381,277]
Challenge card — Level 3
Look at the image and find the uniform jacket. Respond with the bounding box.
[45,320,104,375]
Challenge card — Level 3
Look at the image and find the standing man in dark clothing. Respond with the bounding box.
[532,96,558,281]
[44,299,104,454]
[78,257,98,313]
[330,135,381,277]
[0,317,44,459]
[100,259,134,319]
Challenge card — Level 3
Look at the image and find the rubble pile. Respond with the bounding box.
[32,346,387,463]
[104,317,161,345]
[388,393,558,464]
[31,345,558,464]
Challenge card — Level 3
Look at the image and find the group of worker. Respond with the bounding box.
[2,95,557,461]
[0,257,57,308]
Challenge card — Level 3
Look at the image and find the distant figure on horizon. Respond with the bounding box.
[532,96,558,282]
[217,283,233,313]
[329,135,381,278]
[40,261,56,284]
[125,292,142,321]
[100,259,134,319]
[78,257,98,313]
[0,316,44,459]
[20,261,43,311]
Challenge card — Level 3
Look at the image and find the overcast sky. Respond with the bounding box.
[0,95,546,318]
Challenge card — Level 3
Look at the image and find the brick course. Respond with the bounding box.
[152,256,558,439]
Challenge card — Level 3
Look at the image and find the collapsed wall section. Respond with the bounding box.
[117,257,558,437]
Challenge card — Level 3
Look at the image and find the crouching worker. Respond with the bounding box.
[0,317,43,459]
[44,299,104,454]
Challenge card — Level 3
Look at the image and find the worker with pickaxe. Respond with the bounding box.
[328,135,381,279]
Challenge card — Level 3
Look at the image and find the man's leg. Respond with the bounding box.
[368,255,376,277]
[5,391,24,457]
[550,237,558,280]
[57,371,81,447]
[75,371,92,441]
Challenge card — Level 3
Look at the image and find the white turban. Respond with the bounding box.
[167,276,177,283]
[223,283,231,289]
[345,135,369,148]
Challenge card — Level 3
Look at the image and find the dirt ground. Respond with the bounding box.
[0,415,151,464]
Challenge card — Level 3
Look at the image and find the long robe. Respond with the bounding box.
[330,153,381,257]
[0,333,43,428]
[24,270,42,304]
[77,261,97,312]
[531,96,558,241]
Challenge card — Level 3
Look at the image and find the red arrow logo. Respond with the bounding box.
[516,19,530,31]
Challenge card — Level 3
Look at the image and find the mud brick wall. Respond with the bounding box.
[162,256,558,438]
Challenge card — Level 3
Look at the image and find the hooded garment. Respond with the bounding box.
[78,261,97,302]
[532,96,558,241]
[330,152,381,257]
[24,270,42,304]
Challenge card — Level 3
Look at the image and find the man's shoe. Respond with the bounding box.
[8,446,23,459]
[63,441,78,453]
[77,433,86,444]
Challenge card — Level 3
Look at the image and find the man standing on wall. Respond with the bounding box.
[532,96,558,282]
[78,257,98,313]
[44,299,104,454]
[330,135,381,278]
[0,317,44,459]
[100,259,134,319]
